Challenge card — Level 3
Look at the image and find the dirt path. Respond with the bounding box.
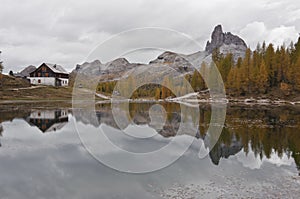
[7,85,46,91]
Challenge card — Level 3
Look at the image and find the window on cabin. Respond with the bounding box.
[38,79,41,84]
[38,73,41,77]
[45,73,49,77]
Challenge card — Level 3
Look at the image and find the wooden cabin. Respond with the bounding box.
[28,63,69,86]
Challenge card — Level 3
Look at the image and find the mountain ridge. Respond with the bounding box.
[73,25,247,80]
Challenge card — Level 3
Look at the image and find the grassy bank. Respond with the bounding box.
[0,86,73,100]
[0,74,73,100]
[1,74,299,102]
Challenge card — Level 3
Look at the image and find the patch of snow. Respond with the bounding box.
[169,92,199,101]
[95,92,111,100]
[257,99,270,104]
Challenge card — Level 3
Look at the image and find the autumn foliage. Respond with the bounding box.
[97,37,300,99]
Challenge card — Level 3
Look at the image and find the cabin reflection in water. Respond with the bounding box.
[27,109,69,133]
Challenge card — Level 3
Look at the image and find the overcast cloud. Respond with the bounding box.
[0,0,299,72]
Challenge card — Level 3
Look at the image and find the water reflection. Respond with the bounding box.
[26,109,69,133]
[0,103,299,173]
[0,103,300,197]
[74,103,300,174]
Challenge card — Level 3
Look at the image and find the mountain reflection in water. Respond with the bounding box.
[0,102,299,174]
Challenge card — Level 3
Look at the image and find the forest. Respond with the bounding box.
[97,37,300,99]
[215,36,300,97]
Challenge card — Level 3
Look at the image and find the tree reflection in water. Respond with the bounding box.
[0,103,300,173]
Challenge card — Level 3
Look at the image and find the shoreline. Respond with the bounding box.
[1,83,299,106]
[0,97,300,106]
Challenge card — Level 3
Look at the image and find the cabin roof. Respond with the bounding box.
[43,63,69,74]
[45,122,68,133]
[29,63,69,75]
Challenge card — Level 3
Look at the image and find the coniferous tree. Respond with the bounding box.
[218,53,233,82]
[258,60,268,93]
[294,57,300,91]
[9,70,14,76]
[239,48,251,94]
[191,70,202,91]
[226,67,237,93]
[161,76,171,99]
[155,88,161,100]
[264,44,276,86]
[199,62,208,90]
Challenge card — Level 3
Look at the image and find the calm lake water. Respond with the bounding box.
[0,102,300,198]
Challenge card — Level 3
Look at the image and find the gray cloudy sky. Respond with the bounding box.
[0,0,300,73]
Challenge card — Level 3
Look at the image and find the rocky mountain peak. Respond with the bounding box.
[75,60,102,70]
[206,25,224,51]
[92,60,102,65]
[15,65,36,77]
[150,51,182,63]
[72,25,249,80]
[107,58,129,67]
[149,51,197,73]
[205,25,247,52]
[205,25,247,61]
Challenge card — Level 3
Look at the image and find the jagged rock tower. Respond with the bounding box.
[205,25,247,61]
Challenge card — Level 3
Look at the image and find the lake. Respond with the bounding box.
[0,102,300,198]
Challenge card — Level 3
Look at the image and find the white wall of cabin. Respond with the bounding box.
[60,78,69,86]
[28,77,56,86]
[28,77,69,86]
[30,110,56,119]
[30,110,68,119]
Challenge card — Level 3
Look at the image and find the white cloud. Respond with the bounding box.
[236,148,294,170]
[0,0,299,73]
[268,26,299,46]
[239,21,267,48]
[240,22,299,49]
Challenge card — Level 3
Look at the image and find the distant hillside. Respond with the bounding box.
[0,74,30,89]
[14,65,36,77]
